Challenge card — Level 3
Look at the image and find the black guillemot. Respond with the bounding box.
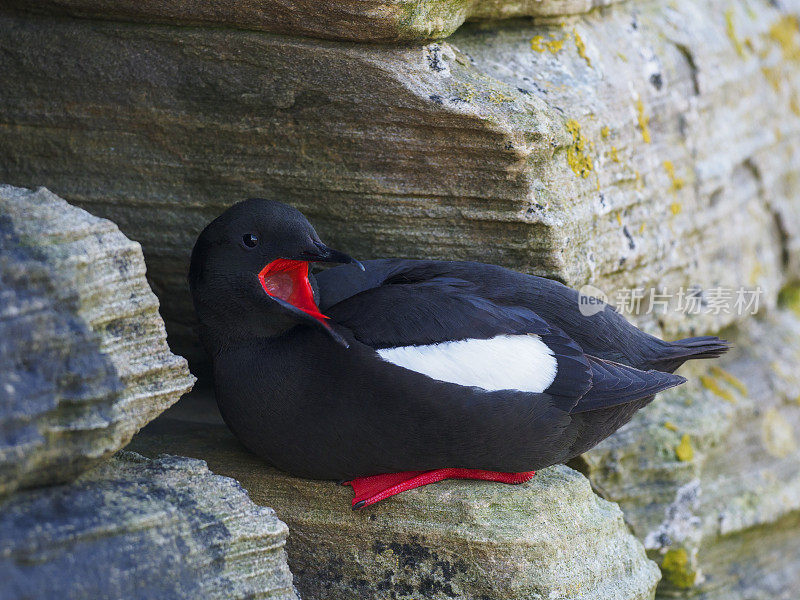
[189,199,728,508]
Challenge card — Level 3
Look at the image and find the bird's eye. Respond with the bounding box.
[241,233,259,248]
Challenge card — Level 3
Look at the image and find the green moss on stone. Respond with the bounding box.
[661,548,697,588]
[778,283,800,316]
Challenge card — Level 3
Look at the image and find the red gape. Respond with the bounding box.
[258,259,328,322]
[343,469,536,509]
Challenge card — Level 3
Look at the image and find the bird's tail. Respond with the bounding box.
[570,357,686,414]
[645,336,730,373]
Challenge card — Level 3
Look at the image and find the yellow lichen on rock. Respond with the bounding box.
[726,8,746,58]
[709,366,748,395]
[573,29,592,67]
[675,434,694,462]
[749,260,764,285]
[487,89,515,104]
[531,35,565,54]
[663,160,686,191]
[761,408,797,458]
[565,119,593,178]
[790,94,800,116]
[761,66,782,91]
[700,374,736,402]
[636,98,651,143]
[546,38,565,53]
[451,81,476,103]
[769,15,800,61]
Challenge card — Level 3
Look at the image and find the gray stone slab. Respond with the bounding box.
[577,308,800,599]
[0,185,195,496]
[0,451,298,600]
[128,402,660,600]
[1,0,623,42]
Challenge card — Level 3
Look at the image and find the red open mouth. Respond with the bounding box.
[258,259,328,323]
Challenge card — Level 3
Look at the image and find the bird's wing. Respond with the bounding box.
[320,259,686,413]
[317,259,726,372]
[324,270,592,410]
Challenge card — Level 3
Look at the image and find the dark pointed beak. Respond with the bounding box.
[295,240,365,271]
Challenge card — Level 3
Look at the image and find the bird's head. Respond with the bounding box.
[188,198,362,344]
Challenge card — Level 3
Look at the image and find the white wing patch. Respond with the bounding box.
[376,334,558,393]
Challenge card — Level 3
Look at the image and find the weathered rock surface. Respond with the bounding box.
[0,185,194,496]
[0,0,797,363]
[5,0,623,42]
[128,398,660,600]
[0,451,298,600]
[576,308,800,599]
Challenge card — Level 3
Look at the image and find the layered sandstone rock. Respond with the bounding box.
[3,0,624,42]
[0,1,797,362]
[0,185,195,496]
[129,400,660,600]
[0,452,298,600]
[577,308,800,599]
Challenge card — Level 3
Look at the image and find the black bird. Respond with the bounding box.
[189,199,728,508]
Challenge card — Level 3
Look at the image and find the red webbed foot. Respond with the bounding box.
[343,468,536,509]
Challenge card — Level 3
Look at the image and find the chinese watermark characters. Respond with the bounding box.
[578,285,763,317]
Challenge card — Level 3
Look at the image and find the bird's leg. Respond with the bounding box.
[343,469,536,509]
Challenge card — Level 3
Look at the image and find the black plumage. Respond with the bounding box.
[189,199,729,481]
